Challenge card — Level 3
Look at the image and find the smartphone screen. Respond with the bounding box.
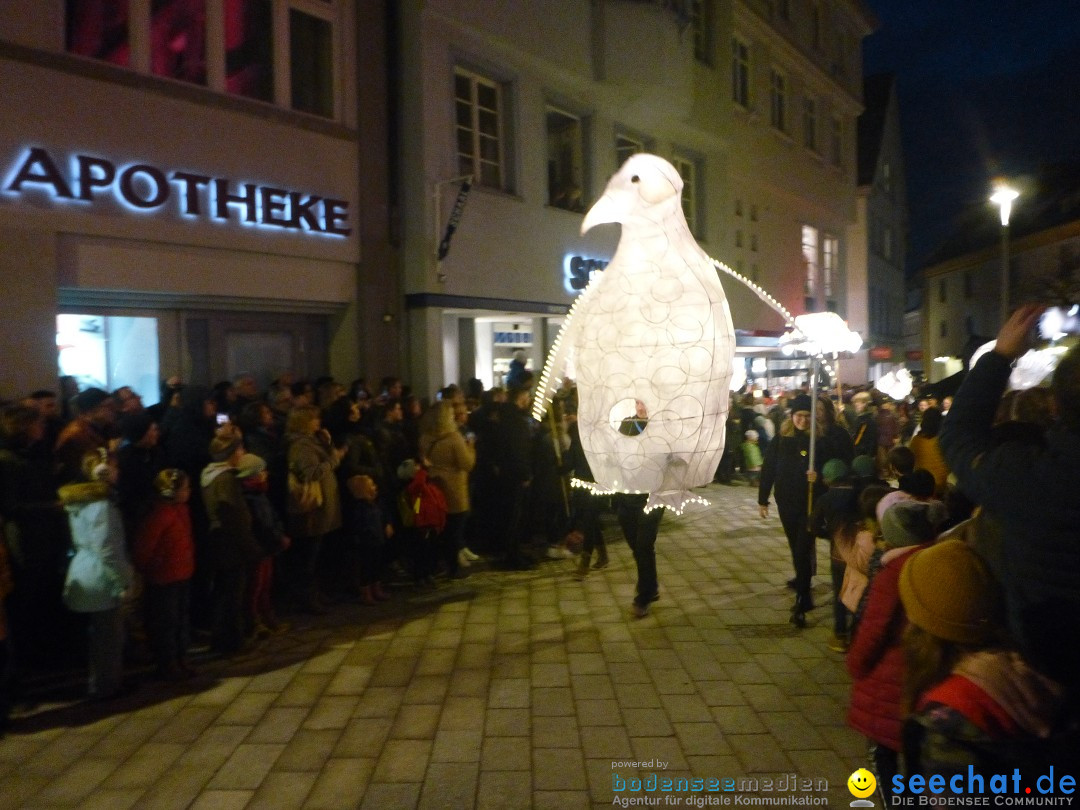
[216,413,229,425]
[1039,305,1080,339]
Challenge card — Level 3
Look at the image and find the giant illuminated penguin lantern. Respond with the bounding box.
[534,154,735,512]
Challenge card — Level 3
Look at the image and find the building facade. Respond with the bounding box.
[0,1,396,401]
[920,164,1080,383]
[395,0,875,397]
[844,73,907,385]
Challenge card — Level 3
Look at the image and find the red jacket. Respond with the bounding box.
[134,501,195,585]
[846,544,925,750]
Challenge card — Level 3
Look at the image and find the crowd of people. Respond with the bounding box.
[750,307,1078,788]
[1,308,1077,785]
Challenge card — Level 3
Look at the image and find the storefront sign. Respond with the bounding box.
[868,346,893,361]
[564,254,609,294]
[906,350,924,361]
[3,146,351,237]
[493,331,532,345]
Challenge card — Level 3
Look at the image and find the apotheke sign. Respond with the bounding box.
[3,146,351,237]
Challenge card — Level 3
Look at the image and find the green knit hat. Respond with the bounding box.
[899,539,1004,645]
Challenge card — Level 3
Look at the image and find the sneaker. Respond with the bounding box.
[827,633,850,653]
[461,547,480,562]
[546,546,574,559]
[631,602,649,619]
[457,549,472,568]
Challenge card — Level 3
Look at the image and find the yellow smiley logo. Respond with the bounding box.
[847,768,877,799]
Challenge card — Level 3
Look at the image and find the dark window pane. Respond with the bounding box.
[225,0,272,101]
[290,10,333,118]
[457,129,473,155]
[479,134,499,162]
[477,83,498,110]
[478,109,498,136]
[480,163,500,187]
[456,101,472,126]
[454,73,471,99]
[151,0,207,85]
[66,0,131,66]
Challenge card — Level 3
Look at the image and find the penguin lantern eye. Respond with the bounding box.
[631,175,640,183]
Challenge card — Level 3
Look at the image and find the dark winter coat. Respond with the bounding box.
[940,350,1080,689]
[847,544,924,751]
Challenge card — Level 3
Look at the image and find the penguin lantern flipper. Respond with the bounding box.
[531,268,605,423]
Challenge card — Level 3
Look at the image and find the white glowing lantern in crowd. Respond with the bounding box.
[778,312,863,358]
[969,340,1068,390]
[876,367,914,401]
[534,155,735,513]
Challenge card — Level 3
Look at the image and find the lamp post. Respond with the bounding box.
[990,183,1019,328]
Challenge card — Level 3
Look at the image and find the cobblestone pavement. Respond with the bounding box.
[0,482,864,809]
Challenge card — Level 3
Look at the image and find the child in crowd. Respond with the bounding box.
[134,469,196,681]
[846,496,947,803]
[809,459,858,652]
[899,540,1072,774]
[344,473,393,605]
[885,444,915,487]
[740,429,763,486]
[236,453,290,636]
[60,450,134,700]
[836,485,891,635]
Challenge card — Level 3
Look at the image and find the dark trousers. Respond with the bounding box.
[501,482,531,565]
[574,492,605,557]
[441,512,468,574]
[830,558,849,635]
[145,580,191,671]
[615,494,664,607]
[210,566,247,654]
[779,506,813,604]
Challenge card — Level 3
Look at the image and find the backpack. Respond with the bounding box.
[399,467,448,534]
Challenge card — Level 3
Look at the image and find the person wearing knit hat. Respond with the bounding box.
[899,539,1002,645]
[54,387,116,485]
[879,499,948,549]
[759,389,852,627]
[822,458,849,485]
[740,429,763,486]
[200,433,262,655]
[115,411,164,540]
[208,434,243,464]
[899,539,1069,774]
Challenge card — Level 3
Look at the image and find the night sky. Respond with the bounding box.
[862,0,1080,274]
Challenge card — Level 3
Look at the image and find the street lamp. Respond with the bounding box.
[990,182,1019,327]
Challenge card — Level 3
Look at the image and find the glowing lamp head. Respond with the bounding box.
[990,184,1019,226]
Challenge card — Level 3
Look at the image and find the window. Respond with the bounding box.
[830,116,842,167]
[615,134,644,169]
[66,0,340,118]
[290,9,333,117]
[751,263,760,283]
[735,199,743,217]
[750,234,758,252]
[546,107,585,212]
[823,233,838,302]
[672,154,702,236]
[57,314,160,405]
[770,69,787,132]
[803,97,817,151]
[225,0,273,102]
[151,0,207,85]
[802,225,818,310]
[750,204,758,221]
[691,0,713,65]
[66,0,131,67]
[735,230,743,248]
[940,320,948,339]
[456,68,505,189]
[731,36,750,107]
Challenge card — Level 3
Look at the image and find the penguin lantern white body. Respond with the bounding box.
[541,154,735,512]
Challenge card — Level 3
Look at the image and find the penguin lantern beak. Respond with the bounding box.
[581,188,635,234]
